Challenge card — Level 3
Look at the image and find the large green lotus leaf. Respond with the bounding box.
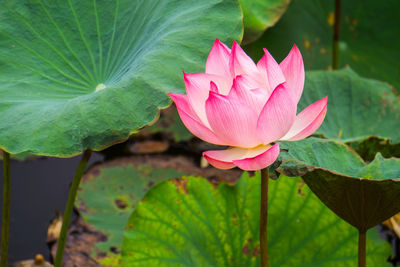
[239,0,290,44]
[0,0,242,157]
[299,69,400,148]
[76,158,184,265]
[278,138,400,231]
[121,173,391,266]
[244,0,400,91]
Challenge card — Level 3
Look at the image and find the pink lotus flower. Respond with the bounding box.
[169,40,327,171]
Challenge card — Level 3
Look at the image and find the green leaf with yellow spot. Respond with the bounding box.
[121,172,391,266]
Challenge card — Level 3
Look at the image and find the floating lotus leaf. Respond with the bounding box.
[74,155,241,265]
[278,138,400,231]
[239,0,290,44]
[0,0,242,157]
[76,158,184,265]
[121,172,390,266]
[244,0,400,91]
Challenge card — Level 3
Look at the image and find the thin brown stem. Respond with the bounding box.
[260,167,269,267]
[358,229,366,267]
[332,0,341,69]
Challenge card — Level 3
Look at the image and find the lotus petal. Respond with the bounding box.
[281,96,328,141]
[206,91,261,147]
[280,45,305,104]
[257,83,296,144]
[203,143,278,170]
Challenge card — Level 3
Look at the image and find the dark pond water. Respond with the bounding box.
[0,152,104,264]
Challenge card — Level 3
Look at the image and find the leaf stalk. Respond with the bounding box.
[358,229,366,267]
[54,150,92,267]
[1,151,10,267]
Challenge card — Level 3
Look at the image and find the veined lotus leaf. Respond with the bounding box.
[121,172,391,266]
[239,0,290,44]
[298,69,400,157]
[278,138,400,231]
[0,0,242,157]
[244,0,400,92]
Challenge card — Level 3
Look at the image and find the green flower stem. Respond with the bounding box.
[54,150,92,267]
[260,167,269,267]
[332,0,341,69]
[1,151,10,267]
[358,230,366,267]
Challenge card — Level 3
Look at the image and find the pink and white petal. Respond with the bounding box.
[203,144,273,170]
[257,48,285,91]
[206,91,261,148]
[281,96,328,141]
[203,154,236,170]
[206,39,232,79]
[257,83,297,144]
[279,45,305,104]
[233,143,280,171]
[169,93,226,145]
[229,41,260,78]
[184,72,231,126]
[230,76,270,115]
